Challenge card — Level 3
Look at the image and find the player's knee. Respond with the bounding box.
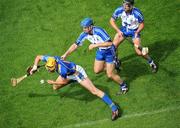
[136,52,142,56]
[135,50,142,56]
[115,33,122,38]
[53,87,57,90]
[107,73,113,79]
[53,86,57,90]
[94,69,102,74]
[115,33,123,40]
[90,88,98,96]
[53,85,60,90]
[113,34,124,48]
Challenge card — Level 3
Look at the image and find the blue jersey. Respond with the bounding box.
[75,26,111,50]
[112,6,144,30]
[42,55,76,79]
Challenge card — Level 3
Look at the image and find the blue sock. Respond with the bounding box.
[102,94,117,112]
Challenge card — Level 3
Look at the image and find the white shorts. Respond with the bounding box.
[67,65,88,83]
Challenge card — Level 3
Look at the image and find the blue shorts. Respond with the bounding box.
[95,47,115,63]
[120,27,140,39]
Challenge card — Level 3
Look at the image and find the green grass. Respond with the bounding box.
[0,0,180,128]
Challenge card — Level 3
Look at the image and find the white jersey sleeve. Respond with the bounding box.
[112,6,124,20]
[75,32,88,46]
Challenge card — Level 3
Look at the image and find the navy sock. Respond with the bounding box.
[147,58,153,64]
[120,82,127,89]
[102,94,117,112]
[112,44,117,51]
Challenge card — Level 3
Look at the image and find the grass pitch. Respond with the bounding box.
[0,0,179,128]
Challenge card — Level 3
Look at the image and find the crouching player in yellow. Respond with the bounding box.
[30,55,120,121]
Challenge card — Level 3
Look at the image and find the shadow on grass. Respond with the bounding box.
[119,39,179,86]
[28,83,111,103]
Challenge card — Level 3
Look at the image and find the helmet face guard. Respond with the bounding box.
[45,57,56,72]
[46,65,55,72]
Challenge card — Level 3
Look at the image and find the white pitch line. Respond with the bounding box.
[62,106,180,128]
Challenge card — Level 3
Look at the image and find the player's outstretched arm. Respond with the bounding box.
[30,55,43,74]
[47,76,70,90]
[47,79,68,85]
[61,43,78,60]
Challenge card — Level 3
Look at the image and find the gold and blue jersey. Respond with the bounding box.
[42,55,76,79]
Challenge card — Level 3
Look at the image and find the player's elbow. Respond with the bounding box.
[73,43,78,48]
[109,18,114,25]
[140,22,145,29]
[35,55,43,61]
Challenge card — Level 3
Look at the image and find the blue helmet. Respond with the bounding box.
[80,18,93,27]
[123,0,134,5]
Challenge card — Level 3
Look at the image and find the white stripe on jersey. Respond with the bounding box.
[134,10,143,21]
[95,28,110,41]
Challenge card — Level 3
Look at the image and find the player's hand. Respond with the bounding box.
[61,54,67,60]
[30,65,37,75]
[89,44,96,50]
[47,80,54,84]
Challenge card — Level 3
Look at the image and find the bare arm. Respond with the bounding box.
[134,22,144,38]
[47,79,68,85]
[89,42,113,50]
[47,76,69,87]
[30,55,43,74]
[33,55,43,66]
[61,43,78,60]
[136,22,144,34]
[110,18,120,33]
[110,18,122,35]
